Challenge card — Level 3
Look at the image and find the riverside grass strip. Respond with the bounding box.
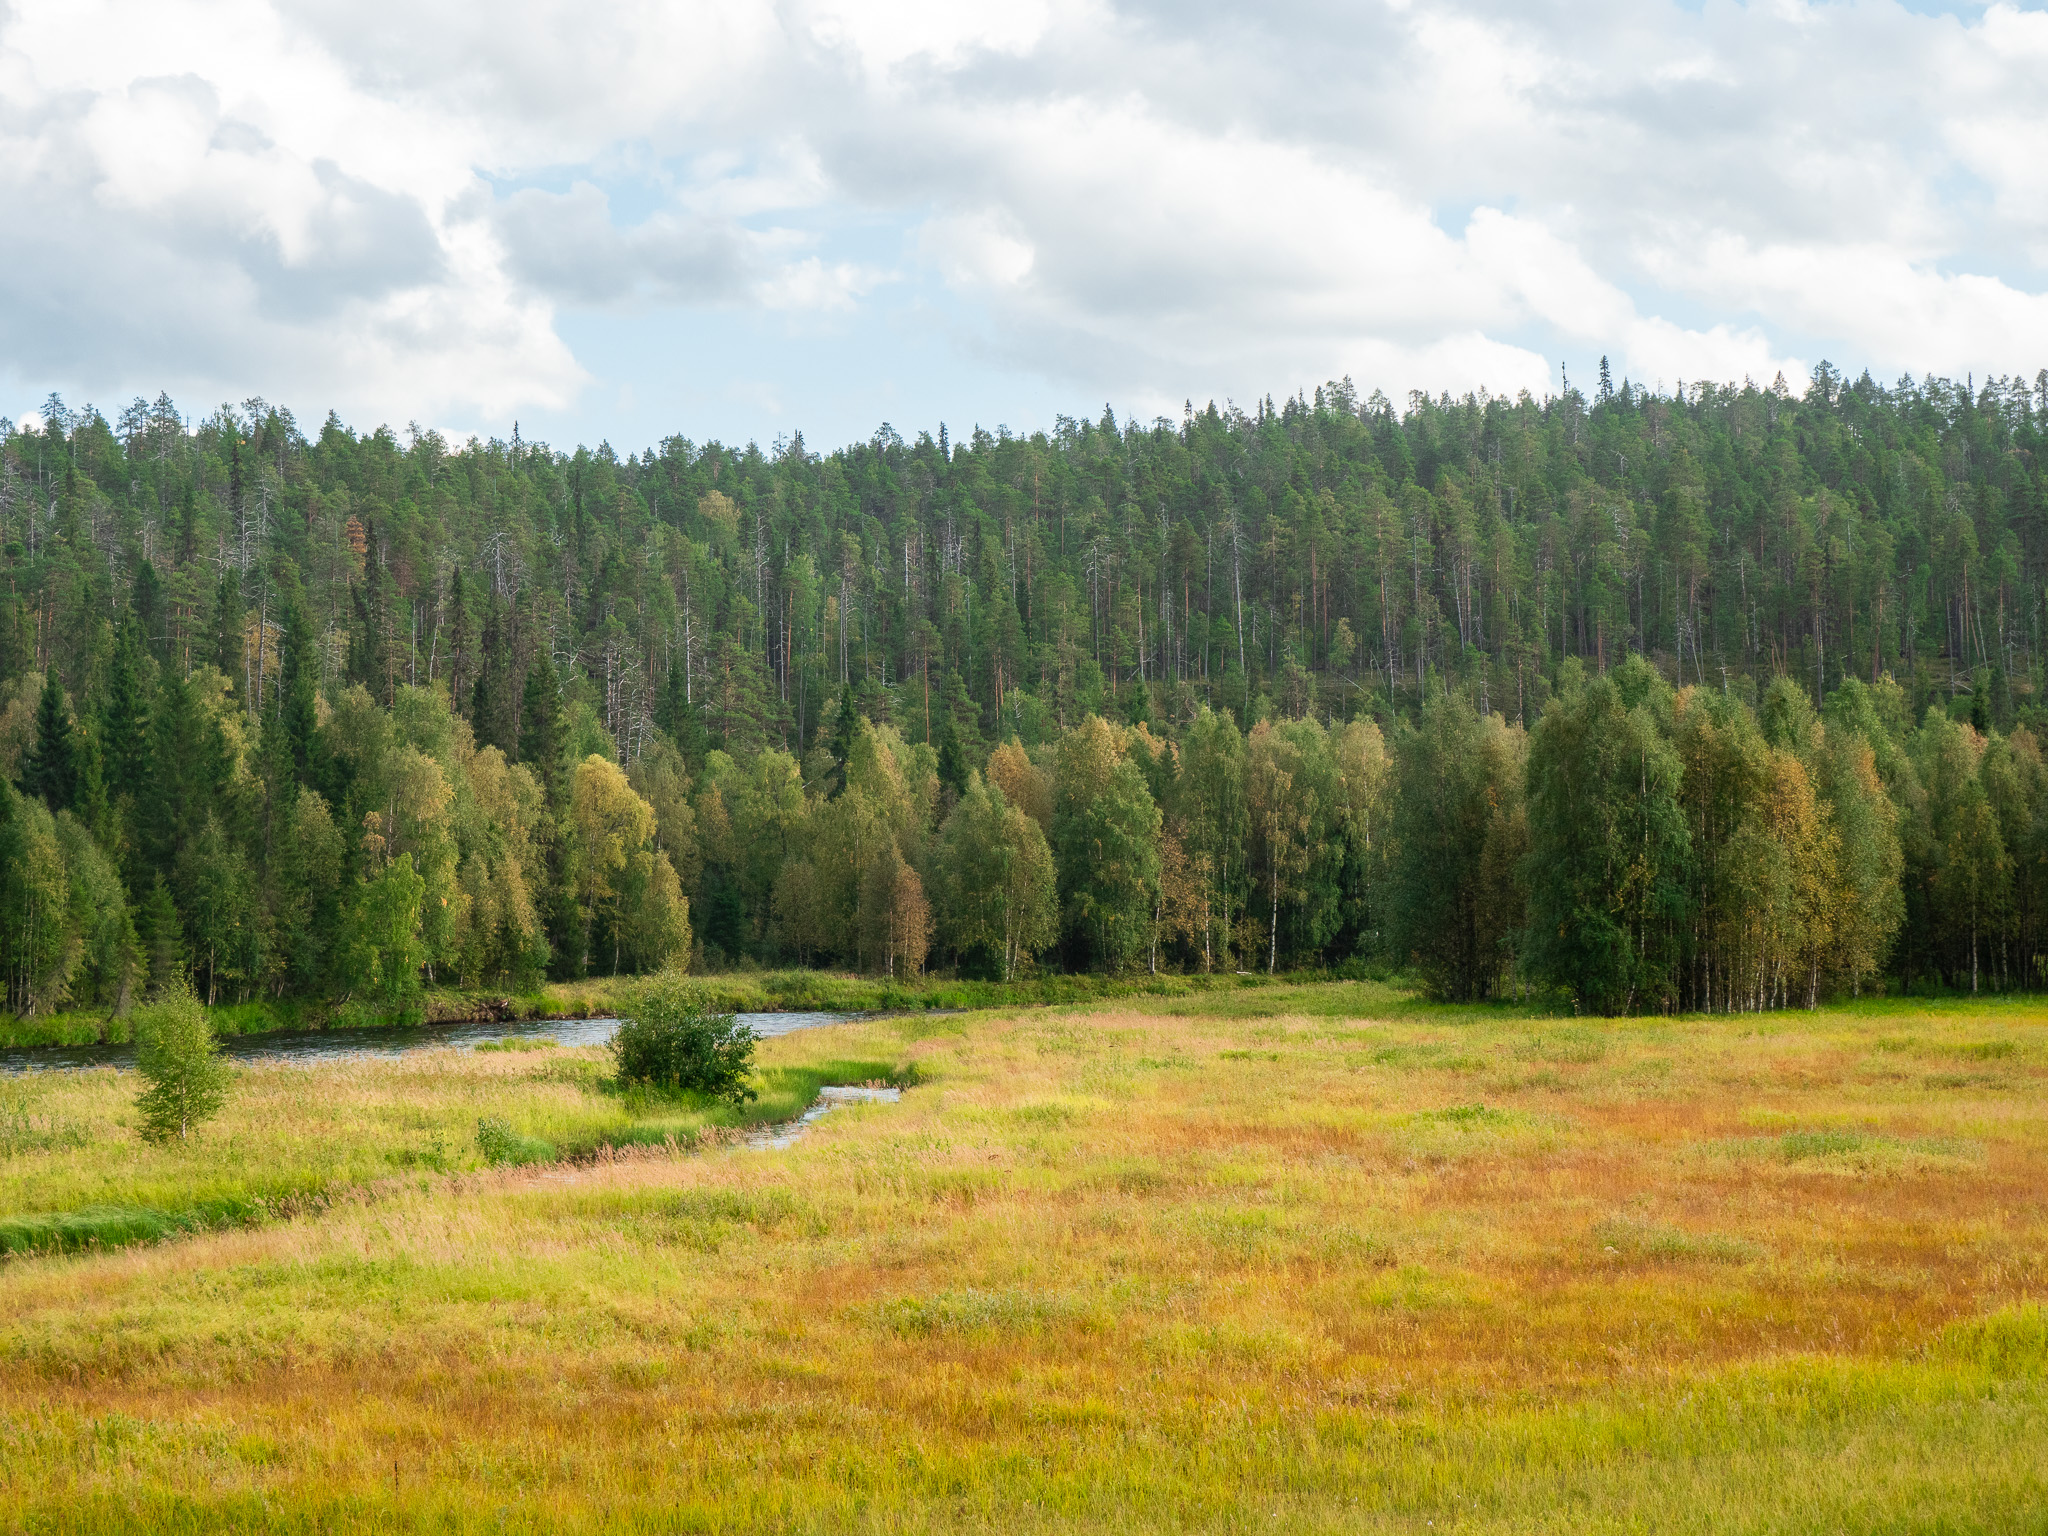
[0,981,2044,1531]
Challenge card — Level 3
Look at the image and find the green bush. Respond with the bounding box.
[609,972,757,1105]
[474,1117,555,1166]
[133,982,232,1144]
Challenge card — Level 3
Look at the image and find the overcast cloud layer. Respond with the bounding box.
[3,0,2046,448]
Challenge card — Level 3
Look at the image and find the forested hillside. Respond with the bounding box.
[4,364,2048,1017]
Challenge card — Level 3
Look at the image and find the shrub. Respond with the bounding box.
[133,981,232,1144]
[609,972,757,1105]
[475,1117,555,1166]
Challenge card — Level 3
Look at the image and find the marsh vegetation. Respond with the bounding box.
[0,980,2043,1530]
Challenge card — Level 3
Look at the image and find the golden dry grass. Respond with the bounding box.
[1,983,2045,1531]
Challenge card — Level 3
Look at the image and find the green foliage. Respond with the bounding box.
[1388,690,1526,1000]
[9,375,2048,1015]
[21,666,75,810]
[937,772,1059,980]
[340,852,427,1010]
[132,982,233,1143]
[609,972,758,1104]
[1052,717,1162,971]
[1522,672,1690,1014]
[474,1117,556,1167]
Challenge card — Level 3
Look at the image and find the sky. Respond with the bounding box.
[2,0,2046,455]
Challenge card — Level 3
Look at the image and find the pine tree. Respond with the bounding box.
[936,720,968,800]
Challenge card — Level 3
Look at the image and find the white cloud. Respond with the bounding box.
[4,0,2048,436]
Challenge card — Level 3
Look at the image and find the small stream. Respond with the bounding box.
[0,1012,855,1074]
[740,1084,902,1149]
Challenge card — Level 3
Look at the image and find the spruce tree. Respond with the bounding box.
[277,568,319,783]
[103,612,154,807]
[516,663,565,806]
[131,558,167,666]
[470,594,516,754]
[447,566,472,717]
[936,720,968,800]
[214,567,244,692]
[519,658,566,808]
[827,682,858,797]
[21,667,76,809]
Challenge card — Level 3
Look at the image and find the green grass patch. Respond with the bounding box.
[1779,1128,1867,1160]
[0,1197,267,1257]
[1416,1102,1511,1127]
[865,1286,1078,1337]
[1592,1213,1758,1264]
[0,1104,89,1158]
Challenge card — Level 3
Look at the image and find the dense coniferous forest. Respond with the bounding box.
[4,363,2048,1017]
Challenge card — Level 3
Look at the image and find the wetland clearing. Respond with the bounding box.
[1,979,2044,1532]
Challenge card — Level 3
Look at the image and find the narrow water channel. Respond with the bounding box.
[740,1084,902,1149]
[0,1012,855,1074]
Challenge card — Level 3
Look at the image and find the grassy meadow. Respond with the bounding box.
[0,981,2045,1531]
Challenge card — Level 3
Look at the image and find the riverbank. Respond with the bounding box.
[0,967,1292,1051]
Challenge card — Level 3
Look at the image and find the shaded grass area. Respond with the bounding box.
[0,986,2045,1528]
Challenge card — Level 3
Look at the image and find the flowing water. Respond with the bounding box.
[739,1084,902,1149]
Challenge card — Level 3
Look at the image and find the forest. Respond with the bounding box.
[3,360,2048,1017]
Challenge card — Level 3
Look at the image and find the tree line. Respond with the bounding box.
[2,363,2046,1014]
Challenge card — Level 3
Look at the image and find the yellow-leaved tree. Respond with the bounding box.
[571,756,691,976]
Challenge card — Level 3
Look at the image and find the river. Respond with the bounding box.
[0,1012,856,1074]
